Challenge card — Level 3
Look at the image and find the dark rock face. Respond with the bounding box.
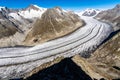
[25,58,92,80]
[95,4,120,31]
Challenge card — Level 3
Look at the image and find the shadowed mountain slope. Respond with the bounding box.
[25,58,92,80]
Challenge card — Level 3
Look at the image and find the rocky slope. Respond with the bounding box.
[0,7,19,38]
[0,5,84,47]
[86,31,120,79]
[0,7,24,47]
[95,4,120,31]
[24,7,84,45]
[0,5,46,47]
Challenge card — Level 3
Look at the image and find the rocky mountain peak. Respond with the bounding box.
[75,8,101,17]
[26,4,40,11]
[17,4,46,19]
[25,4,46,12]
[54,6,62,11]
[0,7,10,12]
[24,7,83,45]
[82,8,101,17]
[115,4,120,9]
[0,6,5,11]
[41,7,64,19]
[0,4,47,47]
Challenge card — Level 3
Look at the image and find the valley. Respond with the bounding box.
[0,16,113,79]
[0,3,119,80]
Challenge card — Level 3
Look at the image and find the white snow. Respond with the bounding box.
[33,5,46,11]
[85,8,101,14]
[0,16,113,79]
[75,11,84,16]
[75,8,101,17]
[18,5,46,19]
[86,8,96,12]
[8,13,22,21]
[18,9,44,19]
[0,6,5,11]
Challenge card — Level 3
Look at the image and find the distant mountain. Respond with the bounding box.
[24,7,84,45]
[76,8,101,17]
[82,8,101,16]
[95,4,120,31]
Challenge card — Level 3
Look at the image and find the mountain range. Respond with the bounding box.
[0,5,84,47]
[23,4,120,80]
[0,4,119,80]
[76,8,101,17]
[0,5,46,47]
[24,7,84,45]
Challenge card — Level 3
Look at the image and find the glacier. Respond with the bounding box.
[0,16,113,79]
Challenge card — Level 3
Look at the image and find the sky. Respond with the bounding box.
[0,0,120,10]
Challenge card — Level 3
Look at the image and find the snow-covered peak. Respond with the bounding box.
[83,8,101,17]
[85,8,95,11]
[32,5,46,11]
[18,5,47,19]
[85,8,100,13]
[26,4,46,11]
[75,8,101,17]
[0,6,5,11]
